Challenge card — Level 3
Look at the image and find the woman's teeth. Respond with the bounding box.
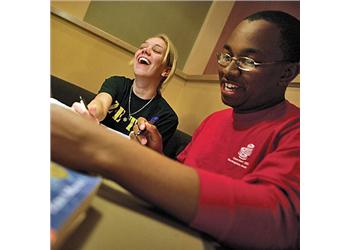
[138,57,150,65]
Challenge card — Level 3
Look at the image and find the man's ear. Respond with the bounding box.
[279,63,300,87]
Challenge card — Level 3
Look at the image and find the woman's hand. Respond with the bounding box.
[71,101,99,123]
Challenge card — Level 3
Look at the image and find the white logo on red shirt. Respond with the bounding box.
[227,143,255,169]
[238,143,255,160]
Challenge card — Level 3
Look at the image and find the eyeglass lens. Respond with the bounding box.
[217,53,255,71]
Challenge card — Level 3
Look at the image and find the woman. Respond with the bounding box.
[74,34,178,149]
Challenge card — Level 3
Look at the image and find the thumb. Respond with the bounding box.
[88,106,97,117]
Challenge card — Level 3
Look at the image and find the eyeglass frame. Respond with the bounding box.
[216,52,289,72]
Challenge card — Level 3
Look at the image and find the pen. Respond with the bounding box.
[79,96,89,111]
[135,116,159,136]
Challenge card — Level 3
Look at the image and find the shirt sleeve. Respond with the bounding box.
[98,76,125,99]
[190,126,300,249]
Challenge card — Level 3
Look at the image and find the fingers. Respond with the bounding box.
[71,102,99,123]
[136,117,147,133]
[72,102,88,114]
[88,106,97,117]
[130,117,150,145]
[129,130,137,141]
[128,130,145,144]
[131,122,148,146]
[130,117,163,153]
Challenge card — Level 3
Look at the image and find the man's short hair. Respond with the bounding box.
[245,10,300,63]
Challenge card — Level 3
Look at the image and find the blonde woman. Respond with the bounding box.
[74,34,178,148]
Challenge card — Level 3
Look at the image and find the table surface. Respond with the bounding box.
[57,178,218,250]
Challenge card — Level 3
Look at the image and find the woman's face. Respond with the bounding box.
[133,37,169,82]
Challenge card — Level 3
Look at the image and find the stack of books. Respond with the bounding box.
[50,162,102,249]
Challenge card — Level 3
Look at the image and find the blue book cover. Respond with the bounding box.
[50,162,101,246]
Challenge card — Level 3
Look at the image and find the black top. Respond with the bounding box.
[99,76,178,146]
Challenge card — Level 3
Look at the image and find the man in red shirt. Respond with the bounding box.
[51,10,300,249]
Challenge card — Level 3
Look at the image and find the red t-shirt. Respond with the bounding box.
[177,101,300,249]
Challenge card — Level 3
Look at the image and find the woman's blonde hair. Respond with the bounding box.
[156,34,178,90]
[130,34,178,91]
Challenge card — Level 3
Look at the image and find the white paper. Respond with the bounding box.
[50,98,129,139]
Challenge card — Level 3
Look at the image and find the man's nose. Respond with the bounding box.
[221,60,240,76]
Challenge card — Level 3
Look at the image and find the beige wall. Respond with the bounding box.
[183,1,234,74]
[51,14,134,93]
[51,0,90,20]
[51,10,299,135]
[285,87,300,107]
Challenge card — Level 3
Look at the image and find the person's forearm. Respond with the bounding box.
[88,99,107,121]
[98,139,199,222]
[51,104,199,223]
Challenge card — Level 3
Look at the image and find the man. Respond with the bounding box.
[51,10,300,249]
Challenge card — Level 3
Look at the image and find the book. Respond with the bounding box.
[50,162,102,249]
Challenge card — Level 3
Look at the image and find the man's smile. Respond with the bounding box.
[220,78,242,94]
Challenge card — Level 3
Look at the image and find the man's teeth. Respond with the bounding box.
[224,83,238,90]
[138,57,150,65]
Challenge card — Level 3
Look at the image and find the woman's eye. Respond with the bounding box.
[152,46,163,54]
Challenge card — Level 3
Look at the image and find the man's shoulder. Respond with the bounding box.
[285,100,299,109]
[284,101,300,119]
[272,101,300,133]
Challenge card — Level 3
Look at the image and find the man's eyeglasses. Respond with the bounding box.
[216,52,287,72]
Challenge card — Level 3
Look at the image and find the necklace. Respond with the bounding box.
[123,83,156,122]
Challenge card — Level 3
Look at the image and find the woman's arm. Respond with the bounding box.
[87,92,113,121]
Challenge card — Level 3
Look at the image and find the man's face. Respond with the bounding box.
[133,37,168,82]
[218,20,287,113]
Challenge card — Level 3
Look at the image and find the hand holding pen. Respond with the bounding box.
[130,116,163,153]
[135,116,159,136]
[79,96,89,110]
[71,96,99,123]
